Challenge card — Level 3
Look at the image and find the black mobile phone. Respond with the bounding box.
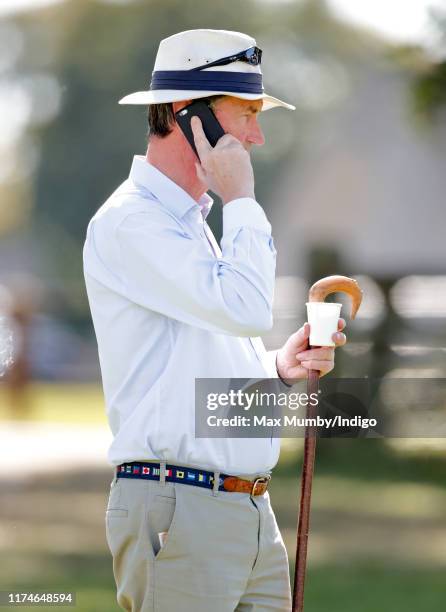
[175,100,225,159]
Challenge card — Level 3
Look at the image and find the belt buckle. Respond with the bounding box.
[251,475,271,496]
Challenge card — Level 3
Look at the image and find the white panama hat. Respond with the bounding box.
[119,29,295,112]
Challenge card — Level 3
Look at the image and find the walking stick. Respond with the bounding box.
[292,276,363,612]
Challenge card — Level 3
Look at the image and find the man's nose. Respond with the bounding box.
[248,121,265,146]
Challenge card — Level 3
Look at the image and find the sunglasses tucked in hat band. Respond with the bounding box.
[119,29,295,112]
[191,46,262,71]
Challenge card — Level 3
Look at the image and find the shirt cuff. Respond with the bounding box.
[275,352,294,388]
[223,198,272,235]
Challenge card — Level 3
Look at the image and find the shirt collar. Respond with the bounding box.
[129,156,213,220]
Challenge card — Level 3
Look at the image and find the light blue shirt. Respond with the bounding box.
[83,156,282,474]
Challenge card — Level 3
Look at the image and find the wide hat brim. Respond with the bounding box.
[119,89,295,112]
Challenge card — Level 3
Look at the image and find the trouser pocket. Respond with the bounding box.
[147,490,179,560]
[105,480,179,612]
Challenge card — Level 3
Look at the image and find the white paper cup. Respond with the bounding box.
[306,302,342,347]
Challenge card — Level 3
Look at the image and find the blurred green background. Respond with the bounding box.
[1,0,446,610]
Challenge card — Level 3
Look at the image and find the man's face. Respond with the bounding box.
[211,97,265,152]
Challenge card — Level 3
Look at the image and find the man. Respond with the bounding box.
[83,29,346,611]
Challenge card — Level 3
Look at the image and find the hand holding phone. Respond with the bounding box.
[175,101,256,204]
[191,116,256,204]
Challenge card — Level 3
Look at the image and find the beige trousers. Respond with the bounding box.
[105,467,292,611]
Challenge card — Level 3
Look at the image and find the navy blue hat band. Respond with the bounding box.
[150,70,263,94]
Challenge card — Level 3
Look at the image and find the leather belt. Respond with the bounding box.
[116,461,271,496]
[222,475,271,496]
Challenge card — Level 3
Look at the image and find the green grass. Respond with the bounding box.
[1,553,118,612]
[278,438,446,490]
[0,382,106,424]
[303,565,446,611]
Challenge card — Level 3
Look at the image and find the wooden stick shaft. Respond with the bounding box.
[292,369,320,612]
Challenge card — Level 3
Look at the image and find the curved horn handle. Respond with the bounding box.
[308,275,363,319]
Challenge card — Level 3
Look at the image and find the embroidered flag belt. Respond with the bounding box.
[116,461,271,496]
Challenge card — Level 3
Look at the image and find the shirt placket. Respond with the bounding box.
[189,206,221,259]
[203,221,222,258]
